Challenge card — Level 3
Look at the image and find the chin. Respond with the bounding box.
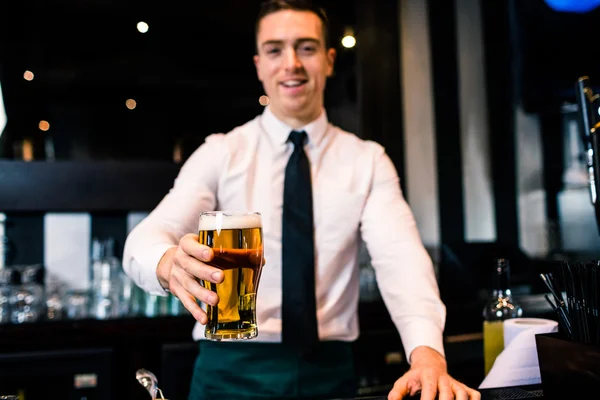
[282,101,313,114]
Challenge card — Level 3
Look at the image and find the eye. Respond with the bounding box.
[298,45,316,54]
[265,47,281,55]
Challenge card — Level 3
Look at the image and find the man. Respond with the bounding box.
[122,1,481,399]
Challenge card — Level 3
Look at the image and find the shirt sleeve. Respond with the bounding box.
[359,143,446,362]
[122,134,226,296]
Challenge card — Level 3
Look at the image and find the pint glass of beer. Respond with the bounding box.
[198,211,264,340]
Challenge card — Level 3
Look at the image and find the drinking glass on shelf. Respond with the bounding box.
[0,268,14,324]
[9,264,44,324]
[45,289,64,321]
[64,289,90,320]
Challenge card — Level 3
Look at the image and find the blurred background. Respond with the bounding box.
[0,0,357,162]
[2,0,600,398]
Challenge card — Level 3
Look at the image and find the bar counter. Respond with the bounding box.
[0,298,554,399]
[0,301,409,399]
[0,315,197,399]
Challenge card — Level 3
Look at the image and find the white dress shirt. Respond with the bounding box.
[122,106,446,360]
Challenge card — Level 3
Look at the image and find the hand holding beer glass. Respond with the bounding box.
[197,211,264,340]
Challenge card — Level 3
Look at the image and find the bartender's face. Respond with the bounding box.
[254,10,336,127]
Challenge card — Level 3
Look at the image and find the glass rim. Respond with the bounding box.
[200,211,261,217]
[198,211,262,230]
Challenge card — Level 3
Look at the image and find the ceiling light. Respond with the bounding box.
[137,21,149,33]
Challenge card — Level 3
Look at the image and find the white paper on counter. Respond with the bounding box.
[44,213,91,291]
[479,318,558,389]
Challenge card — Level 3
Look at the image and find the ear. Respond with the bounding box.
[253,54,263,81]
[326,48,336,77]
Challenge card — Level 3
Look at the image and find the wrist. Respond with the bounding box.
[410,346,447,368]
[156,247,176,291]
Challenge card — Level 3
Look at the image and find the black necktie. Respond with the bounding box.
[282,130,319,350]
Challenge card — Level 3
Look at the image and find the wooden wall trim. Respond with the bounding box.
[0,161,180,212]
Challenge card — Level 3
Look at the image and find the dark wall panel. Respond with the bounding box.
[4,213,44,266]
[427,0,465,245]
[481,0,519,247]
[91,212,128,260]
[356,0,405,192]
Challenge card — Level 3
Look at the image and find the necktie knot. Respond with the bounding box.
[288,130,307,148]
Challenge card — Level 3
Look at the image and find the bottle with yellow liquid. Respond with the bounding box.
[482,258,523,375]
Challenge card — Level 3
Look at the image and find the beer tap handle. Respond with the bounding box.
[576,77,598,205]
[591,94,600,126]
[590,122,600,235]
[576,76,593,152]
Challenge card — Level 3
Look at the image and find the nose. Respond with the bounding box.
[283,49,302,71]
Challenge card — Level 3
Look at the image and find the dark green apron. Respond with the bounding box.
[188,340,357,400]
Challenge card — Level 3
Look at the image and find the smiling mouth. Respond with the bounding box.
[280,79,308,88]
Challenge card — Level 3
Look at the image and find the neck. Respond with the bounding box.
[270,107,323,129]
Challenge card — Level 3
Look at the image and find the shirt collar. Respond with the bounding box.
[260,106,329,149]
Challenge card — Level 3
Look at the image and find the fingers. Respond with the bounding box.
[467,387,481,400]
[435,377,479,400]
[173,287,208,324]
[167,234,225,324]
[445,385,475,400]
[439,378,480,400]
[439,377,480,400]
[436,375,454,400]
[177,266,219,306]
[418,374,438,400]
[180,234,214,263]
[170,272,215,325]
[388,374,418,400]
[388,372,480,400]
[177,247,222,282]
[176,233,223,282]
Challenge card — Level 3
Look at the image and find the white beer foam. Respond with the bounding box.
[198,212,262,232]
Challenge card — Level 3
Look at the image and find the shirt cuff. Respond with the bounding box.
[401,322,445,363]
[134,243,178,296]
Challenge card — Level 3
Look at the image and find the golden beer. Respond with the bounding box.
[198,212,264,340]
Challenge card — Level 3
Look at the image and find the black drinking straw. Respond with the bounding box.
[541,272,572,338]
[544,293,571,338]
[541,261,600,345]
[565,262,581,342]
[578,263,590,344]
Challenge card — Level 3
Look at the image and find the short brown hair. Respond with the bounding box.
[255,0,330,51]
